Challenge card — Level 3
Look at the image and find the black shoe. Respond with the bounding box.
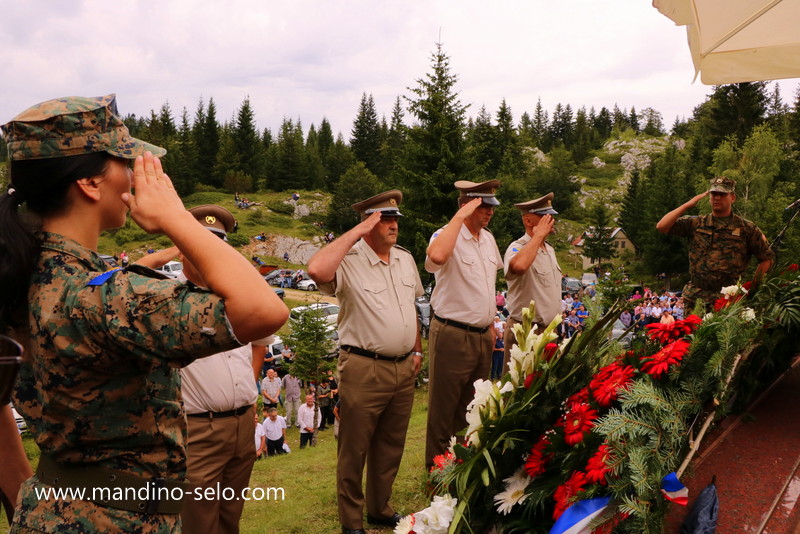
[366,513,402,527]
[341,528,366,534]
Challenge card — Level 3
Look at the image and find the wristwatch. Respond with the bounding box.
[411,351,424,358]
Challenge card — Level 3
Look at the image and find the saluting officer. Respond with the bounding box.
[308,190,424,534]
[503,193,562,369]
[424,180,503,468]
[656,176,774,310]
[178,205,278,534]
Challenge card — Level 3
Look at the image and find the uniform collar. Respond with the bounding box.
[357,238,394,265]
[39,232,108,272]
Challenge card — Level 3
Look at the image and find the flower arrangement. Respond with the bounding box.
[410,266,800,534]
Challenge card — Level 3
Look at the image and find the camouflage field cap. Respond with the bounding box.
[351,190,403,220]
[1,94,166,161]
[709,176,736,194]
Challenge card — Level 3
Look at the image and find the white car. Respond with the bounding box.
[11,405,26,433]
[290,302,339,326]
[155,261,184,279]
[296,279,318,292]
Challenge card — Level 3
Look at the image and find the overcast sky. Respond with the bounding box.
[1,1,796,139]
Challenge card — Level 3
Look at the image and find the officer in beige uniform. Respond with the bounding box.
[308,190,423,534]
[424,180,503,468]
[178,205,272,534]
[503,193,562,369]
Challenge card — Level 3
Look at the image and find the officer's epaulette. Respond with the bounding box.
[392,244,412,254]
[345,249,359,255]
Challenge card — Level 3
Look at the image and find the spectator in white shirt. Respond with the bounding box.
[296,394,321,448]
[254,413,266,459]
[262,408,287,456]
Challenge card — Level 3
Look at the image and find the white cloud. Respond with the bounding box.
[0,0,796,139]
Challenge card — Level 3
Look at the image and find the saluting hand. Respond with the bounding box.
[454,197,483,221]
[533,214,555,239]
[123,152,186,234]
[686,191,709,209]
[354,211,383,238]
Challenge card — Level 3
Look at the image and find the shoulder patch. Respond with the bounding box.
[511,247,519,253]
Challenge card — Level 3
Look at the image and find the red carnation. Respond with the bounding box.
[640,339,690,378]
[590,363,636,408]
[559,404,599,446]
[524,435,553,478]
[585,443,612,485]
[429,450,459,473]
[553,471,587,519]
[543,342,559,361]
[713,297,730,312]
[788,264,798,272]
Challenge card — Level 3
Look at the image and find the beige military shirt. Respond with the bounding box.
[318,239,423,355]
[178,271,269,414]
[425,224,502,327]
[181,338,270,414]
[504,235,562,325]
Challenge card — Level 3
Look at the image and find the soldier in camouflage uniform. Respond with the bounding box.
[0,95,288,533]
[656,176,774,311]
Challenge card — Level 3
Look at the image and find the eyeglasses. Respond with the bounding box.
[0,335,23,405]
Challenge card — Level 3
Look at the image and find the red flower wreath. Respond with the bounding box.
[590,363,636,408]
[559,403,599,446]
[584,443,612,485]
[524,434,553,478]
[553,471,587,519]
[640,339,691,378]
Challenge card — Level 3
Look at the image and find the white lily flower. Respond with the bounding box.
[741,307,756,321]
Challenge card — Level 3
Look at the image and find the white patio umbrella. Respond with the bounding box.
[653,0,800,84]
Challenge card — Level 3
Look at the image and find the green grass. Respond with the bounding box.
[16,387,433,534]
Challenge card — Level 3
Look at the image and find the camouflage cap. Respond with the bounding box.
[1,94,166,161]
[709,176,736,194]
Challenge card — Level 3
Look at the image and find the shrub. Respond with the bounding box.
[267,201,295,216]
[226,233,249,248]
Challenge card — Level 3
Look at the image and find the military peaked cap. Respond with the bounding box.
[351,190,404,219]
[514,193,558,215]
[454,179,501,206]
[188,205,237,239]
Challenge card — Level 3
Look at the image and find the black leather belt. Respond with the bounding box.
[36,454,189,514]
[341,345,411,362]
[186,404,252,419]
[433,314,491,333]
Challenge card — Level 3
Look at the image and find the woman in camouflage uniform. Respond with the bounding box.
[0,95,288,533]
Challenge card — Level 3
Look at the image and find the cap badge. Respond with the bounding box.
[390,199,397,206]
[205,215,217,225]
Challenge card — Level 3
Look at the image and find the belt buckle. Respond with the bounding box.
[145,477,166,514]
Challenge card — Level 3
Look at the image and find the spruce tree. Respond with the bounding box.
[350,93,381,175]
[326,162,382,233]
[232,97,263,183]
[583,203,616,265]
[401,41,473,258]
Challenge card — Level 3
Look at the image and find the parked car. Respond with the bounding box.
[323,325,340,359]
[416,298,432,338]
[562,277,581,292]
[273,288,285,300]
[265,269,296,287]
[11,405,26,433]
[610,319,634,348]
[296,279,318,291]
[290,302,340,326]
[155,260,183,279]
[99,254,119,268]
[581,273,598,287]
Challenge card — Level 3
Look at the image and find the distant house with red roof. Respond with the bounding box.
[571,227,635,270]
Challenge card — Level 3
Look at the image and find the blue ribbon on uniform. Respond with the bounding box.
[87,268,123,286]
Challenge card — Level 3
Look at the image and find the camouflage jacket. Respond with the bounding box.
[670,214,774,290]
[11,233,240,532]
